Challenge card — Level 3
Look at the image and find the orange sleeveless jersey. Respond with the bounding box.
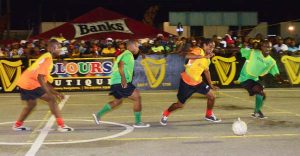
[17,53,53,90]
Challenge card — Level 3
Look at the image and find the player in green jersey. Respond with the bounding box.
[238,40,289,119]
[92,40,150,128]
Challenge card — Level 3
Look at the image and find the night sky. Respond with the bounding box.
[2,0,300,30]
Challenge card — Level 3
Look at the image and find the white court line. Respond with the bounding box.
[25,95,70,156]
[0,119,134,145]
[1,89,300,98]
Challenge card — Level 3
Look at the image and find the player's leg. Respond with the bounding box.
[241,80,266,119]
[251,84,267,119]
[160,79,196,125]
[92,98,123,125]
[13,88,43,131]
[13,99,37,131]
[204,90,221,122]
[195,82,221,122]
[93,83,124,125]
[40,93,74,132]
[127,86,150,128]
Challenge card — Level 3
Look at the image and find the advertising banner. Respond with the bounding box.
[35,57,115,91]
[132,54,185,90]
[1,54,299,93]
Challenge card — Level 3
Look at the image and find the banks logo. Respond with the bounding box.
[0,60,22,91]
[73,19,133,38]
[140,57,166,88]
[212,56,237,85]
[281,55,300,84]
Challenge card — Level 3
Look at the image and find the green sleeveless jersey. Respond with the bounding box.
[238,48,279,82]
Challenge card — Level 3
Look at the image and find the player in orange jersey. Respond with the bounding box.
[13,39,74,132]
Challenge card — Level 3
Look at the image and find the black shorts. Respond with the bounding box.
[240,79,263,96]
[19,87,46,101]
[177,78,211,104]
[110,83,136,99]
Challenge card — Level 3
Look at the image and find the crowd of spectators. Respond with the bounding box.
[0,33,300,60]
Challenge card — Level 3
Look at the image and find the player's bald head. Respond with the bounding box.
[47,39,61,56]
[126,40,139,54]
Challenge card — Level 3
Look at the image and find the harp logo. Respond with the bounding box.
[140,57,166,88]
[0,60,22,92]
[212,56,237,85]
[281,55,300,84]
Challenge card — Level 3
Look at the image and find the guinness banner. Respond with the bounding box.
[0,59,23,92]
[132,54,185,90]
[0,55,299,93]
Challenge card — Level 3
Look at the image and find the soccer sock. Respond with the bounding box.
[96,103,112,117]
[15,121,23,127]
[56,118,64,127]
[255,94,264,112]
[134,112,141,124]
[206,109,212,117]
[163,110,170,117]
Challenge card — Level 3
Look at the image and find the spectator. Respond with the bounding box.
[115,40,126,57]
[287,38,300,55]
[151,39,165,54]
[273,37,288,54]
[0,47,6,57]
[102,41,116,56]
[224,34,235,48]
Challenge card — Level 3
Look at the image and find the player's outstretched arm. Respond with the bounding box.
[47,83,65,100]
[274,74,290,84]
[203,69,219,90]
[38,74,64,101]
[185,53,205,59]
[38,74,56,99]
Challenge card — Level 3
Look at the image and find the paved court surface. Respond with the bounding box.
[0,88,299,156]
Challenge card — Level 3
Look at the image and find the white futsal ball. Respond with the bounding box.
[232,118,247,136]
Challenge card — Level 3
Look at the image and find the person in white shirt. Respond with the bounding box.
[273,38,288,54]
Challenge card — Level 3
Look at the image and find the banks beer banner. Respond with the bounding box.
[32,7,169,40]
[73,19,133,38]
[29,57,114,92]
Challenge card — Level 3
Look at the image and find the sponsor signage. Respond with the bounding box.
[29,57,114,92]
[73,19,133,38]
[0,54,299,93]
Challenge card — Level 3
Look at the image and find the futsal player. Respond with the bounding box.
[160,39,221,126]
[92,40,150,128]
[13,39,74,132]
[238,40,289,119]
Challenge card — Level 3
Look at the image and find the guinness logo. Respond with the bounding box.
[0,60,22,91]
[73,19,133,38]
[281,55,300,84]
[140,57,166,88]
[212,56,237,85]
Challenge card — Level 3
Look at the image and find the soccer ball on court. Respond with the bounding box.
[232,118,247,136]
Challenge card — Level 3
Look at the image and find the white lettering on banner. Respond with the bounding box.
[66,80,72,86]
[53,79,108,87]
[55,80,61,86]
[96,79,103,85]
[85,79,92,86]
[73,19,133,38]
[76,79,81,86]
